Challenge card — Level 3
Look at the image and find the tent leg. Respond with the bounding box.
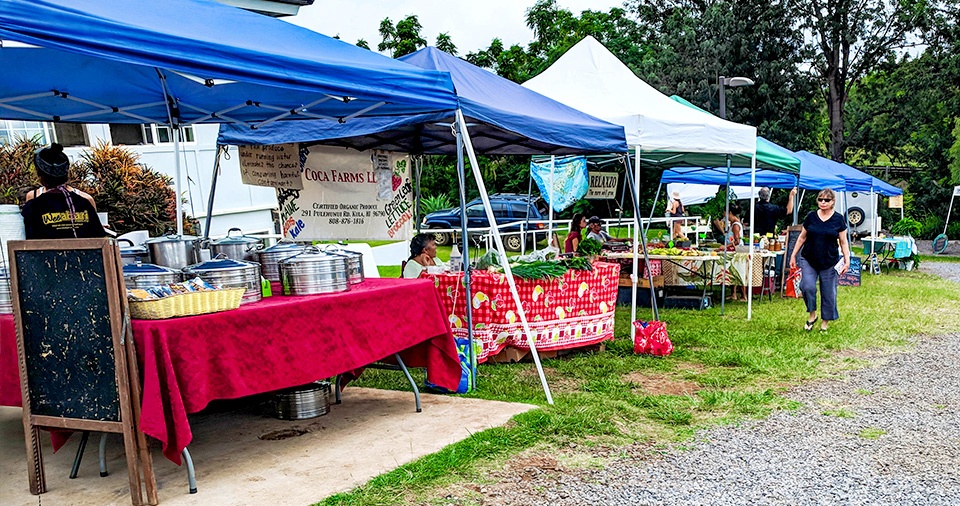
[747,154,756,320]
[202,145,224,241]
[454,124,476,388]
[647,182,662,241]
[625,153,659,323]
[458,110,552,405]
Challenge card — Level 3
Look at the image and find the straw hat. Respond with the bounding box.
[671,191,681,199]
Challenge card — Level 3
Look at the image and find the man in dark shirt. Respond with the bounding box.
[754,187,797,236]
[21,143,105,240]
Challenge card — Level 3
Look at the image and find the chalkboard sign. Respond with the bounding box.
[9,239,156,503]
[780,225,803,290]
[839,256,862,287]
[15,248,120,420]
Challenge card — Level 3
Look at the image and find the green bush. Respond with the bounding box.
[919,214,944,239]
[890,217,922,237]
[419,194,453,214]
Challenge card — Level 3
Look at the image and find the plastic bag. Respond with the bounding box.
[633,320,673,356]
[425,336,481,394]
[785,266,803,298]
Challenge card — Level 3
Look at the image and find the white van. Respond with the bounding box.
[840,191,880,236]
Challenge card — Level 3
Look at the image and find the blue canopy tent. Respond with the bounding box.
[794,151,873,192]
[871,178,902,196]
[0,0,459,236]
[221,47,631,405]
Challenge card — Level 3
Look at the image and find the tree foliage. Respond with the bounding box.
[377,16,427,57]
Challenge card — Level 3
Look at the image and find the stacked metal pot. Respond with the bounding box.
[258,242,308,282]
[278,246,352,295]
[122,262,182,289]
[183,256,262,305]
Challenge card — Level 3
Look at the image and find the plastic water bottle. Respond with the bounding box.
[449,244,462,272]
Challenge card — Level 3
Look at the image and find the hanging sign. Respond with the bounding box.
[238,143,304,190]
[276,146,413,241]
[888,195,903,208]
[954,185,960,196]
[530,156,588,212]
[586,171,619,199]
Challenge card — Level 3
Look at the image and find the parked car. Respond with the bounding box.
[422,194,550,251]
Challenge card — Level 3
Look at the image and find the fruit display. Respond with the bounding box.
[647,247,703,256]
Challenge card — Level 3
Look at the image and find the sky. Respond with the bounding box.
[285,1,627,56]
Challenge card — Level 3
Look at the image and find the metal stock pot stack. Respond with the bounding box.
[210,228,262,262]
[183,257,262,305]
[325,246,364,285]
[279,247,350,295]
[122,263,182,289]
[259,242,308,282]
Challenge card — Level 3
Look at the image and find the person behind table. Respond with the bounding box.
[754,186,797,236]
[713,203,744,246]
[21,143,105,240]
[585,216,627,244]
[402,233,446,278]
[789,188,850,333]
[665,190,686,239]
[564,213,586,253]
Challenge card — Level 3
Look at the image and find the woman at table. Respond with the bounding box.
[666,190,686,239]
[21,143,105,240]
[713,205,744,246]
[564,213,586,254]
[402,233,447,278]
[789,189,851,332]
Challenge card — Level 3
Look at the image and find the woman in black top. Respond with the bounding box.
[789,189,851,332]
[21,143,105,240]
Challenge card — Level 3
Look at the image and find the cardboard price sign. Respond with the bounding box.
[586,171,619,199]
[888,195,903,208]
[238,143,303,190]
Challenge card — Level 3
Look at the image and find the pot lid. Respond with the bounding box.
[260,242,308,254]
[183,257,258,272]
[145,234,199,244]
[211,228,260,246]
[123,263,180,276]
[324,245,362,258]
[279,249,343,265]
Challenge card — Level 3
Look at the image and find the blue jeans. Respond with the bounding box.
[798,256,840,321]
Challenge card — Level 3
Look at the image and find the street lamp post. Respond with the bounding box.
[717,75,754,314]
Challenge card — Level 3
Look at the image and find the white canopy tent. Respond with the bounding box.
[523,36,760,324]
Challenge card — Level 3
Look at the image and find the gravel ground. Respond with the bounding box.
[469,263,960,506]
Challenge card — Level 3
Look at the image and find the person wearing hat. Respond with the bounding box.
[21,143,105,240]
[665,190,686,239]
[585,216,627,244]
[755,186,797,236]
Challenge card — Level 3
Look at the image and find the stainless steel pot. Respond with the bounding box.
[324,246,364,285]
[210,228,262,263]
[122,263,182,289]
[258,242,308,282]
[118,238,151,266]
[279,248,350,295]
[145,234,200,269]
[273,381,331,420]
[182,256,262,305]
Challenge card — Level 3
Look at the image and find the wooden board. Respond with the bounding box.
[8,239,155,505]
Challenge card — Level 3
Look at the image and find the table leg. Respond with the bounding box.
[69,431,91,479]
[183,448,197,494]
[393,354,422,413]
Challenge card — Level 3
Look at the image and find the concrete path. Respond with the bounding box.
[1,387,536,506]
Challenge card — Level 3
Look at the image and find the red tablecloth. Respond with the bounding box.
[2,278,461,465]
[0,314,19,407]
[425,262,620,362]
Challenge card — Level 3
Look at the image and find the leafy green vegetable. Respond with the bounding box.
[509,261,569,280]
[577,238,603,256]
[560,256,594,271]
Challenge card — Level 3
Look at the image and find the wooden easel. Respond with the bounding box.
[8,238,157,505]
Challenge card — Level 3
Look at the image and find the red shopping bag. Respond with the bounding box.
[633,320,673,356]
[785,266,803,298]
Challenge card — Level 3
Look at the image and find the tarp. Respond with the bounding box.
[218,47,628,154]
[793,151,871,192]
[0,0,459,126]
[521,36,756,167]
[669,96,800,173]
[530,156,589,212]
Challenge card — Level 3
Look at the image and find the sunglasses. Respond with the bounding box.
[817,198,834,202]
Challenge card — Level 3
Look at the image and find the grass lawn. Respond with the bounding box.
[319,257,960,505]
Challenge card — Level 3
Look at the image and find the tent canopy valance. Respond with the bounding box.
[218,47,628,155]
[521,36,757,168]
[0,0,459,126]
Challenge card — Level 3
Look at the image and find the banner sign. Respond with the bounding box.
[888,195,903,208]
[530,156,588,212]
[238,143,303,189]
[586,171,619,199]
[276,146,413,241]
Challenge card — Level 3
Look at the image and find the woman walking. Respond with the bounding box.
[789,189,851,332]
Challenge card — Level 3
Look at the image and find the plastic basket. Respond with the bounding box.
[129,287,245,320]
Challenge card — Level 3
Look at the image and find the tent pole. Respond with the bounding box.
[414,155,423,234]
[524,167,533,253]
[626,150,659,324]
[457,110,553,404]
[549,156,555,246]
[793,175,800,225]
[721,155,731,316]
[156,68,184,237]
[202,145,225,241]
[747,154,756,320]
[454,120,476,387]
[648,182,662,240]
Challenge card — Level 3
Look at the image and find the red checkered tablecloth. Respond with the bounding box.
[425,262,620,362]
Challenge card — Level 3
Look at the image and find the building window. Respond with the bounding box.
[54,124,88,147]
[0,120,55,145]
[109,124,195,146]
